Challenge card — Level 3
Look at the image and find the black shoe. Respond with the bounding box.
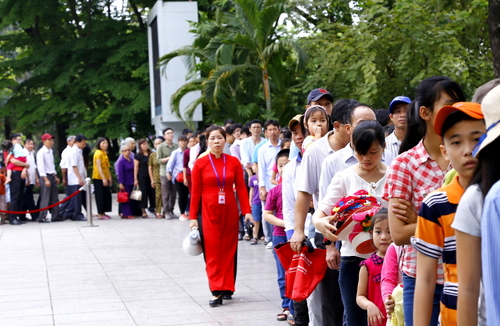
[209,296,223,307]
[10,219,21,225]
[51,217,65,222]
[19,220,27,224]
[222,294,232,300]
[38,219,50,223]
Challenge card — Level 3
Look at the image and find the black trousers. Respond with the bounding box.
[20,184,39,221]
[138,176,155,209]
[174,181,189,214]
[9,171,25,222]
[93,179,111,214]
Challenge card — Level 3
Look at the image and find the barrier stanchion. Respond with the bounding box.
[83,178,98,228]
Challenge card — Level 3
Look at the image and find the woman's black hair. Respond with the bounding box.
[469,137,500,197]
[370,208,388,232]
[156,135,165,142]
[352,121,386,156]
[95,137,107,151]
[2,140,12,151]
[206,125,227,140]
[136,138,151,157]
[399,76,466,154]
[375,109,391,126]
[198,134,207,157]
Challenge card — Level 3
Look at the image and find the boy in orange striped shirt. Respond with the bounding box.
[411,102,485,326]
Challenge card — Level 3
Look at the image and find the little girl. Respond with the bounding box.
[302,105,329,152]
[356,208,392,326]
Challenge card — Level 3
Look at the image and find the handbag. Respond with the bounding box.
[117,190,129,203]
[275,240,327,302]
[130,186,142,201]
[176,172,184,183]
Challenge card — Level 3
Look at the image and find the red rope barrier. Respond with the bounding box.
[0,188,83,214]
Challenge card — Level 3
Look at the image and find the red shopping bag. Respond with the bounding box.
[275,240,327,302]
[117,190,129,203]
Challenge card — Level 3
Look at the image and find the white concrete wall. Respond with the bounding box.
[147,1,202,137]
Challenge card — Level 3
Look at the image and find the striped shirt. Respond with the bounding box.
[383,140,450,281]
[385,131,401,158]
[412,175,464,325]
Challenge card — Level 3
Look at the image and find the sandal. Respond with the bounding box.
[243,234,251,241]
[142,214,149,219]
[277,309,290,321]
[250,238,258,245]
[287,312,295,325]
[156,214,163,219]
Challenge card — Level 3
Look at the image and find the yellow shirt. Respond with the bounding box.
[92,149,111,180]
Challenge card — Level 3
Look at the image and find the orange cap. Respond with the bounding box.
[434,102,484,136]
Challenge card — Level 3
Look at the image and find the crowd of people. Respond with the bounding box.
[185,78,499,326]
[2,76,499,325]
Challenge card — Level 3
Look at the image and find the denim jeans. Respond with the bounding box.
[273,235,293,315]
[339,256,367,326]
[402,273,443,326]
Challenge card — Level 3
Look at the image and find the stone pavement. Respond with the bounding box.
[0,195,288,326]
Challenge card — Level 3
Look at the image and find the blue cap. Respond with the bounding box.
[388,96,411,114]
[307,88,334,104]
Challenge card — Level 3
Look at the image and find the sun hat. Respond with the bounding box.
[288,114,303,130]
[388,96,411,114]
[434,102,484,137]
[307,88,334,104]
[471,79,500,104]
[473,85,500,157]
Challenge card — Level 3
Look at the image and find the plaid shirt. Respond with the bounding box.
[383,140,450,281]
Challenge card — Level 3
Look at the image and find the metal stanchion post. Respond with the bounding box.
[83,177,98,228]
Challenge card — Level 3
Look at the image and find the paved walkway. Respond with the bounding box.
[0,195,287,326]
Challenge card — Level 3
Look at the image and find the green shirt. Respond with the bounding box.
[157,142,179,177]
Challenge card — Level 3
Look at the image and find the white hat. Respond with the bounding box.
[473,84,500,157]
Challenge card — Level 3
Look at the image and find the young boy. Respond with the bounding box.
[248,163,262,244]
[411,102,485,326]
[263,149,292,323]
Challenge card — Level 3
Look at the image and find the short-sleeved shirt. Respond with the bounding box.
[248,175,260,205]
[383,140,449,280]
[452,184,487,325]
[264,183,285,236]
[296,131,335,206]
[385,131,401,159]
[412,175,464,325]
[92,149,111,180]
[134,153,150,179]
[157,142,179,177]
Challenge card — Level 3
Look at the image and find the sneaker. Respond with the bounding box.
[266,241,273,249]
[179,214,188,221]
[168,212,179,219]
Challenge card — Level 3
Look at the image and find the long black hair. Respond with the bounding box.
[399,76,466,154]
[469,137,500,197]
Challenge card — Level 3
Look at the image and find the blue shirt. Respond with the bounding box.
[257,139,281,191]
[252,139,268,163]
[166,148,185,182]
[481,180,500,325]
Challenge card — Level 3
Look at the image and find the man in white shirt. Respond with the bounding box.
[37,133,63,223]
[240,119,264,177]
[63,134,87,221]
[8,133,30,225]
[58,135,75,218]
[290,99,357,326]
[385,96,410,158]
[20,139,39,221]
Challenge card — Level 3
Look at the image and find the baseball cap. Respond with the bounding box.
[473,85,500,157]
[288,114,303,130]
[434,102,483,137]
[388,96,411,114]
[307,88,334,104]
[41,133,54,141]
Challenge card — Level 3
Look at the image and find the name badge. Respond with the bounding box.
[218,191,226,204]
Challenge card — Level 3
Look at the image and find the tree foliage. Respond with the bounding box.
[0,0,152,154]
[297,0,493,107]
